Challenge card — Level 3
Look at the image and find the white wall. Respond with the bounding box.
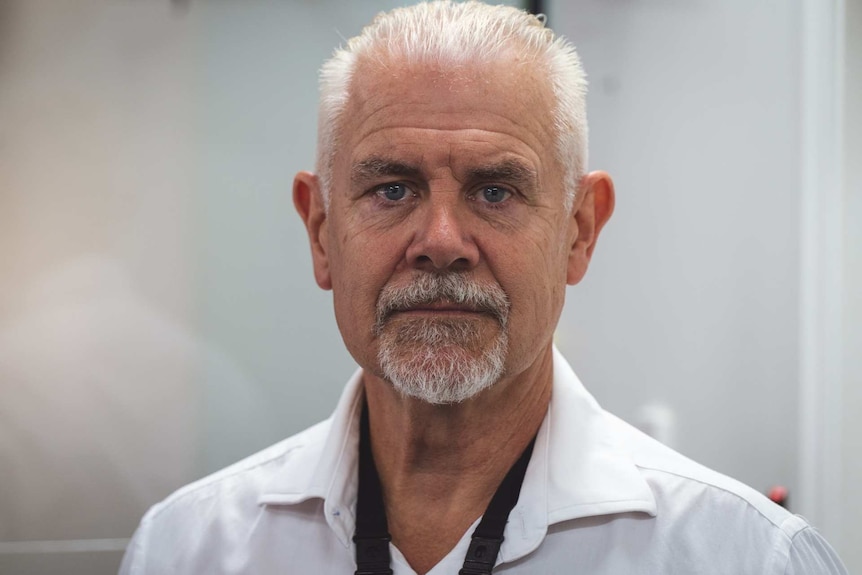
[549,1,859,567]
[552,0,801,499]
[840,0,861,570]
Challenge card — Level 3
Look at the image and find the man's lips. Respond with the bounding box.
[390,302,486,315]
[373,276,510,335]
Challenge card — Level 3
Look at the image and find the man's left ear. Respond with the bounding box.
[566,171,615,285]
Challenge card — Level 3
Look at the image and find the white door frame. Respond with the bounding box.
[798,0,846,540]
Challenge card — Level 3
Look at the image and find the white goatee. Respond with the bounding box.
[374,273,509,404]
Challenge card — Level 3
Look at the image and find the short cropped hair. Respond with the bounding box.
[316,0,588,210]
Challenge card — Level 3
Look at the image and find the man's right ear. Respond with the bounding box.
[293,171,332,290]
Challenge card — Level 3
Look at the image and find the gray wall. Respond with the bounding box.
[552,0,801,505]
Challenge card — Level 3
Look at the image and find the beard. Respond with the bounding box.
[373,273,510,404]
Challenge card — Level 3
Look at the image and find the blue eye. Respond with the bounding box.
[377,183,409,201]
[481,186,509,203]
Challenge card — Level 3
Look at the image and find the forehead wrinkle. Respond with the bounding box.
[352,107,551,150]
[349,125,548,177]
[346,71,553,145]
[342,55,558,153]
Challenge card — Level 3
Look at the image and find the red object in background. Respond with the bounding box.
[768,485,789,509]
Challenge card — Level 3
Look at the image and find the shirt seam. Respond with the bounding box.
[146,440,308,523]
[634,463,795,532]
[774,521,823,575]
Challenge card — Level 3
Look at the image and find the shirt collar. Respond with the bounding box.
[258,347,657,558]
[257,368,364,547]
[499,346,657,561]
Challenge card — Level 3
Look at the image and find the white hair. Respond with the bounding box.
[316,0,588,210]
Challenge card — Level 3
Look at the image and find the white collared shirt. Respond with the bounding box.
[120,348,847,574]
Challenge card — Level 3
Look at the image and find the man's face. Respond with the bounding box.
[297,55,608,401]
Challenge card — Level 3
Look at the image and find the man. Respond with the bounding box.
[120,2,847,574]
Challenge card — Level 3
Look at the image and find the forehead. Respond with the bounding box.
[335,54,558,177]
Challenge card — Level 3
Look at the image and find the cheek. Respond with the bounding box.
[328,229,404,331]
[522,226,571,282]
[329,253,383,368]
[492,230,569,326]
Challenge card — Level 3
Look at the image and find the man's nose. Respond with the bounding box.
[405,195,480,272]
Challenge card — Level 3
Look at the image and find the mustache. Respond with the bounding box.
[374,273,510,335]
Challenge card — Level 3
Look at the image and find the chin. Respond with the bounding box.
[379,336,507,405]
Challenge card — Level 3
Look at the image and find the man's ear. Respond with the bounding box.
[567,171,615,285]
[293,171,332,290]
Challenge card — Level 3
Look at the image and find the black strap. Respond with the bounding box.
[459,427,535,575]
[354,402,536,575]
[353,405,393,575]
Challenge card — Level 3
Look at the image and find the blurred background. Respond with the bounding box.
[0,0,858,573]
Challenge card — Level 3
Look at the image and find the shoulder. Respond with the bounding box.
[602,411,846,573]
[119,419,333,574]
[148,418,331,522]
[604,411,790,525]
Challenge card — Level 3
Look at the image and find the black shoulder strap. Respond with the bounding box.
[459,433,535,575]
[353,404,393,575]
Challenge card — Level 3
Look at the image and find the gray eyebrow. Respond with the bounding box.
[466,159,538,187]
[350,156,538,189]
[351,157,423,183]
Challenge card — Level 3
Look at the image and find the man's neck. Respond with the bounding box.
[361,345,554,575]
